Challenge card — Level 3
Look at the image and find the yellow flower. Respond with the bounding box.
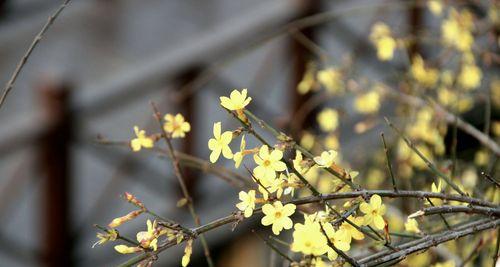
[324,134,339,150]
[130,126,154,152]
[437,87,473,113]
[92,229,118,248]
[253,145,287,182]
[298,62,317,94]
[114,244,142,254]
[404,218,420,233]
[314,150,338,168]
[323,223,351,252]
[339,216,365,241]
[492,121,500,137]
[300,132,315,150]
[235,190,256,218]
[261,201,296,235]
[163,113,190,138]
[219,89,252,111]
[430,180,444,206]
[312,258,330,267]
[375,36,396,61]
[265,175,285,198]
[458,62,482,90]
[433,260,456,267]
[317,68,344,94]
[317,108,339,132]
[233,135,246,168]
[136,219,159,251]
[442,9,474,52]
[208,122,233,163]
[354,90,381,114]
[492,79,500,108]
[411,55,439,88]
[293,150,307,174]
[291,218,329,256]
[181,240,193,267]
[360,194,387,230]
[474,149,489,166]
[428,0,443,16]
[369,22,396,61]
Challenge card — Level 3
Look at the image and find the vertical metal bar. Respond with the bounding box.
[408,0,422,57]
[37,80,72,267]
[171,68,201,196]
[289,0,321,139]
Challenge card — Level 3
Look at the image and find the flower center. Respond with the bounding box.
[274,211,282,219]
[305,241,311,247]
[263,160,271,167]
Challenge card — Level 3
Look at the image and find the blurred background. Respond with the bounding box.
[0,0,496,266]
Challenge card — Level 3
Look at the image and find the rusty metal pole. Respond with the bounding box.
[408,0,422,57]
[171,68,201,196]
[289,0,321,139]
[37,80,72,267]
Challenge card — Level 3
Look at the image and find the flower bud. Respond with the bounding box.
[114,245,142,254]
[124,192,145,209]
[108,210,143,228]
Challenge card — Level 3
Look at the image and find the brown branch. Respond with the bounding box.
[358,219,500,266]
[385,88,500,157]
[150,102,214,267]
[0,0,72,111]
[419,205,500,218]
[117,190,495,266]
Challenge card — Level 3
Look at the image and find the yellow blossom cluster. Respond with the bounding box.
[369,22,397,61]
[442,8,475,52]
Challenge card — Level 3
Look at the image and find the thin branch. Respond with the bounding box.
[358,219,500,266]
[116,190,495,266]
[252,229,294,263]
[418,205,500,218]
[384,117,466,196]
[0,0,72,111]
[94,224,139,247]
[381,133,397,192]
[319,223,360,267]
[426,197,451,230]
[232,108,385,245]
[150,102,214,267]
[493,227,500,267]
[384,88,500,157]
[243,109,359,190]
[481,172,500,188]
[95,137,251,188]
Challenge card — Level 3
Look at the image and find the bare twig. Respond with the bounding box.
[385,88,500,157]
[384,117,466,196]
[0,0,72,111]
[319,223,361,267]
[417,205,500,218]
[381,133,397,192]
[252,229,294,263]
[481,172,500,188]
[426,197,451,230]
[150,102,214,267]
[358,219,500,266]
[117,190,495,266]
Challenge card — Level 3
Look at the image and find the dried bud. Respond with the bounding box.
[124,192,145,209]
[108,210,144,228]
